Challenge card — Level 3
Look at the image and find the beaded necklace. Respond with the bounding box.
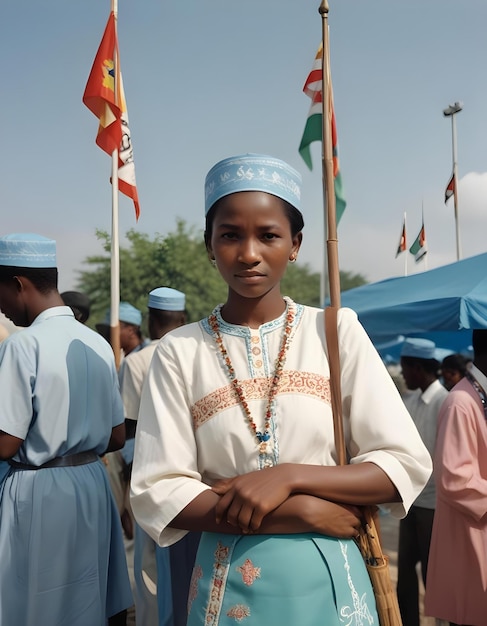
[208,298,295,466]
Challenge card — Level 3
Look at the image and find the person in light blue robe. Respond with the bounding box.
[0,233,133,626]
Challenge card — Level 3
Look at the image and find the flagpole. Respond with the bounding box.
[421,201,428,272]
[451,109,461,261]
[320,250,327,306]
[320,0,340,308]
[443,102,462,261]
[404,212,408,277]
[110,0,121,369]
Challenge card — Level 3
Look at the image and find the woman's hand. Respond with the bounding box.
[169,483,363,538]
[212,475,362,537]
[300,497,363,538]
[212,465,294,532]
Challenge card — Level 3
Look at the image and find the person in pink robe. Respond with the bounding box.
[425,329,487,626]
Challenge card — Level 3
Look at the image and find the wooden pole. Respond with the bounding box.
[320,0,341,308]
[320,1,345,464]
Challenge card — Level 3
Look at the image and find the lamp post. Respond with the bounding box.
[443,101,463,261]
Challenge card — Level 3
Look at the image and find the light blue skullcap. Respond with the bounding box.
[0,233,56,268]
[148,287,186,311]
[102,302,142,326]
[401,338,437,360]
[435,348,455,362]
[204,154,302,215]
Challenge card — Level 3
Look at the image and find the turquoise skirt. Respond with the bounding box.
[187,532,378,625]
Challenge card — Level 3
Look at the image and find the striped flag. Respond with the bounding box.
[299,44,346,223]
[83,12,140,220]
[444,172,455,204]
[117,74,140,220]
[395,218,407,258]
[409,223,427,262]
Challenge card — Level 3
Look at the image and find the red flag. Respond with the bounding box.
[444,172,455,204]
[83,12,140,220]
[395,218,407,258]
[83,12,122,155]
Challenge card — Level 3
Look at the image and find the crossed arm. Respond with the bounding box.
[170,462,400,538]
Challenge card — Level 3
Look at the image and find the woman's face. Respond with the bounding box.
[207,191,302,301]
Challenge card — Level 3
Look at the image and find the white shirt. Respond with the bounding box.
[122,340,159,422]
[131,304,432,546]
[0,306,124,462]
[403,378,449,508]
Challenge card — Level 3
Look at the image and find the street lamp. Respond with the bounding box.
[443,102,463,117]
[443,101,463,261]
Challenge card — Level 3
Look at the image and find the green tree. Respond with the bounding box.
[78,223,227,328]
[339,270,368,292]
[77,223,366,329]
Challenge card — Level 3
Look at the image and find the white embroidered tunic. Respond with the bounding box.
[131,304,432,546]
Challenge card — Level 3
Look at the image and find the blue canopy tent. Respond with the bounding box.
[338,252,487,361]
[372,332,472,363]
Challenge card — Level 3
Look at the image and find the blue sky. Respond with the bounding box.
[2,0,487,294]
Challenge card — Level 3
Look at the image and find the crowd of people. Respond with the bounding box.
[394,338,487,626]
[0,153,485,626]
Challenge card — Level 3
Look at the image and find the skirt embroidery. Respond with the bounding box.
[236,558,261,586]
[204,540,235,626]
[190,533,379,626]
[188,564,203,616]
[226,604,251,622]
[338,540,375,626]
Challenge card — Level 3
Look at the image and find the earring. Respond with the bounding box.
[289,256,297,263]
[209,257,216,267]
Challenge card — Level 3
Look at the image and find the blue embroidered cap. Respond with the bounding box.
[103,302,142,326]
[204,154,302,215]
[119,302,142,326]
[401,338,437,360]
[148,287,186,311]
[0,233,56,268]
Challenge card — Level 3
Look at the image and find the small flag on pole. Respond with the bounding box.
[444,172,455,204]
[395,218,407,258]
[409,223,427,262]
[117,74,140,220]
[83,11,140,220]
[82,12,121,155]
[299,44,346,223]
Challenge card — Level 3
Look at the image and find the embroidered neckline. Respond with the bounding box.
[208,297,295,467]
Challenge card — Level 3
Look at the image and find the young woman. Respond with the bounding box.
[131,154,432,625]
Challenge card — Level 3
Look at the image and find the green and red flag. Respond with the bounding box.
[299,44,346,223]
[409,222,428,262]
